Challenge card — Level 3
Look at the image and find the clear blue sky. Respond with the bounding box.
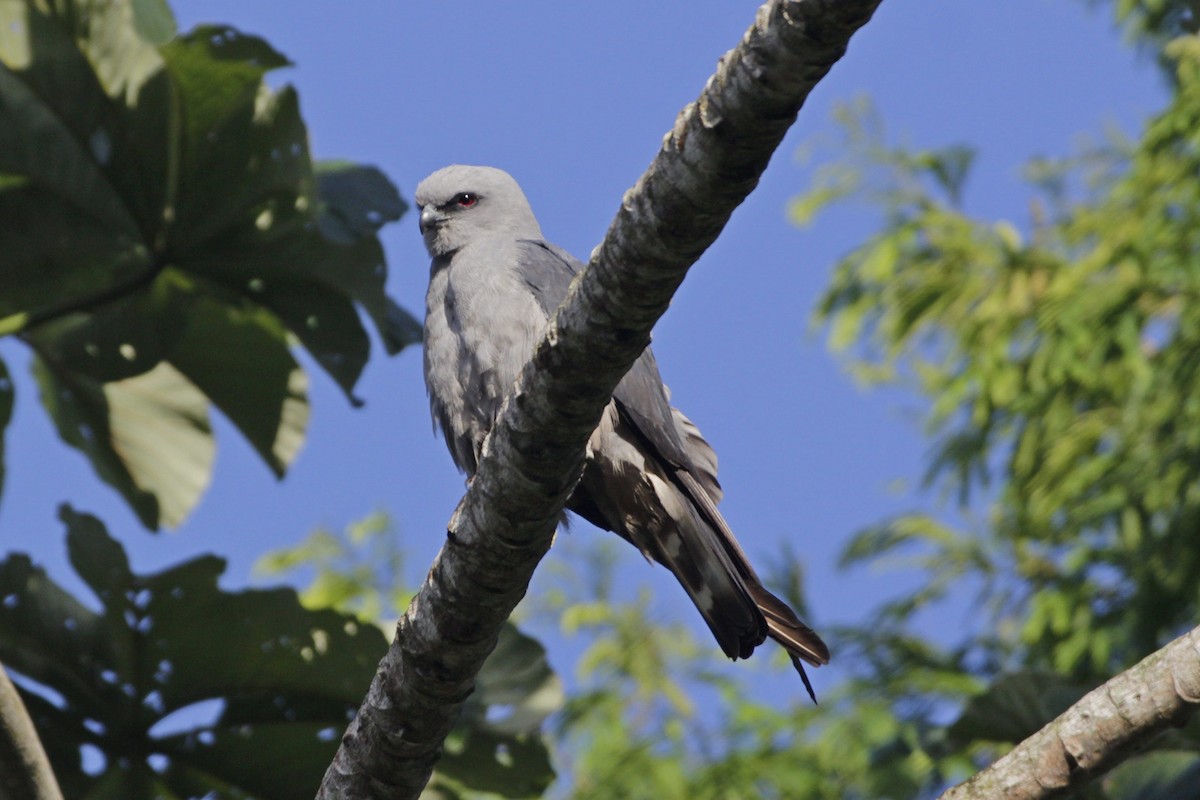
[0,1,1167,705]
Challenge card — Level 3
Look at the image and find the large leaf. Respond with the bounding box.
[254,515,562,798]
[425,644,560,799]
[25,269,190,383]
[130,0,177,45]
[159,24,292,251]
[433,728,555,800]
[0,1,414,527]
[34,358,213,529]
[470,624,564,737]
[165,281,309,478]
[948,671,1088,745]
[315,161,423,354]
[184,233,376,403]
[1103,751,1200,800]
[315,162,407,244]
[0,4,139,238]
[0,507,388,800]
[424,626,561,799]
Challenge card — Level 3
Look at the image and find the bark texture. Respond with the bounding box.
[938,626,1200,800]
[0,662,63,800]
[316,0,883,797]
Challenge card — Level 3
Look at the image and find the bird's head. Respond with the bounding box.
[414,165,543,257]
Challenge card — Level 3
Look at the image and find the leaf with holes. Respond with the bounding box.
[0,1,149,323]
[470,624,564,737]
[0,1,414,527]
[314,161,422,354]
[24,269,191,384]
[0,507,387,800]
[166,284,310,478]
[433,728,556,800]
[34,359,214,530]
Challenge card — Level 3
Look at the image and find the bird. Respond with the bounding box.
[415,165,829,698]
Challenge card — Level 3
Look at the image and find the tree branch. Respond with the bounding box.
[0,663,63,800]
[938,626,1200,800]
[316,1,883,797]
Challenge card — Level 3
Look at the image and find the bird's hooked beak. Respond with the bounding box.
[419,206,440,234]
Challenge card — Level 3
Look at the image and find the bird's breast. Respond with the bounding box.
[424,246,550,470]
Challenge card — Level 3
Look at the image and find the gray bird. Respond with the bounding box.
[415,165,829,696]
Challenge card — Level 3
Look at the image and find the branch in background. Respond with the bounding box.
[315,0,884,797]
[0,663,63,800]
[939,627,1200,800]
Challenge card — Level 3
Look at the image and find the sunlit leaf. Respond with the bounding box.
[166,286,309,477]
[34,359,213,529]
[0,1,415,525]
[130,0,177,45]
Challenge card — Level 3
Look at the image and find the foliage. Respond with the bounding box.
[440,16,1200,800]
[783,30,1200,800]
[1093,0,1200,58]
[0,510,561,800]
[0,0,420,529]
[5,0,1200,798]
[255,515,563,800]
[0,506,389,799]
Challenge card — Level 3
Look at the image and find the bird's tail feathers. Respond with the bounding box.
[650,502,768,661]
[748,583,830,667]
[675,471,830,663]
[749,583,828,703]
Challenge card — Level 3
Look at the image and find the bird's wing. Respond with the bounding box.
[515,240,829,679]
[515,240,705,476]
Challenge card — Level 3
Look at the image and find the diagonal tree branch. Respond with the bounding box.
[316,1,884,797]
[0,662,64,800]
[939,626,1200,800]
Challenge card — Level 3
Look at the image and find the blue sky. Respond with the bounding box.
[1,1,1168,705]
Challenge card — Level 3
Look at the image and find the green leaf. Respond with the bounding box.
[471,624,565,737]
[315,161,421,354]
[0,3,153,321]
[130,0,177,45]
[34,359,214,529]
[50,0,167,102]
[434,728,555,800]
[166,285,309,477]
[0,0,170,315]
[0,544,109,712]
[167,73,305,255]
[24,269,188,383]
[1,4,416,528]
[948,671,1087,745]
[0,185,151,325]
[63,505,136,611]
[1,508,389,800]
[0,21,139,238]
[1103,751,1200,800]
[315,161,407,243]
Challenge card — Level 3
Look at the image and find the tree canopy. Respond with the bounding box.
[2,0,1200,798]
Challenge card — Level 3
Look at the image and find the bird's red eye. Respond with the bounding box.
[453,192,478,208]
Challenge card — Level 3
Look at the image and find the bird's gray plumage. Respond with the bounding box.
[415,165,829,693]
